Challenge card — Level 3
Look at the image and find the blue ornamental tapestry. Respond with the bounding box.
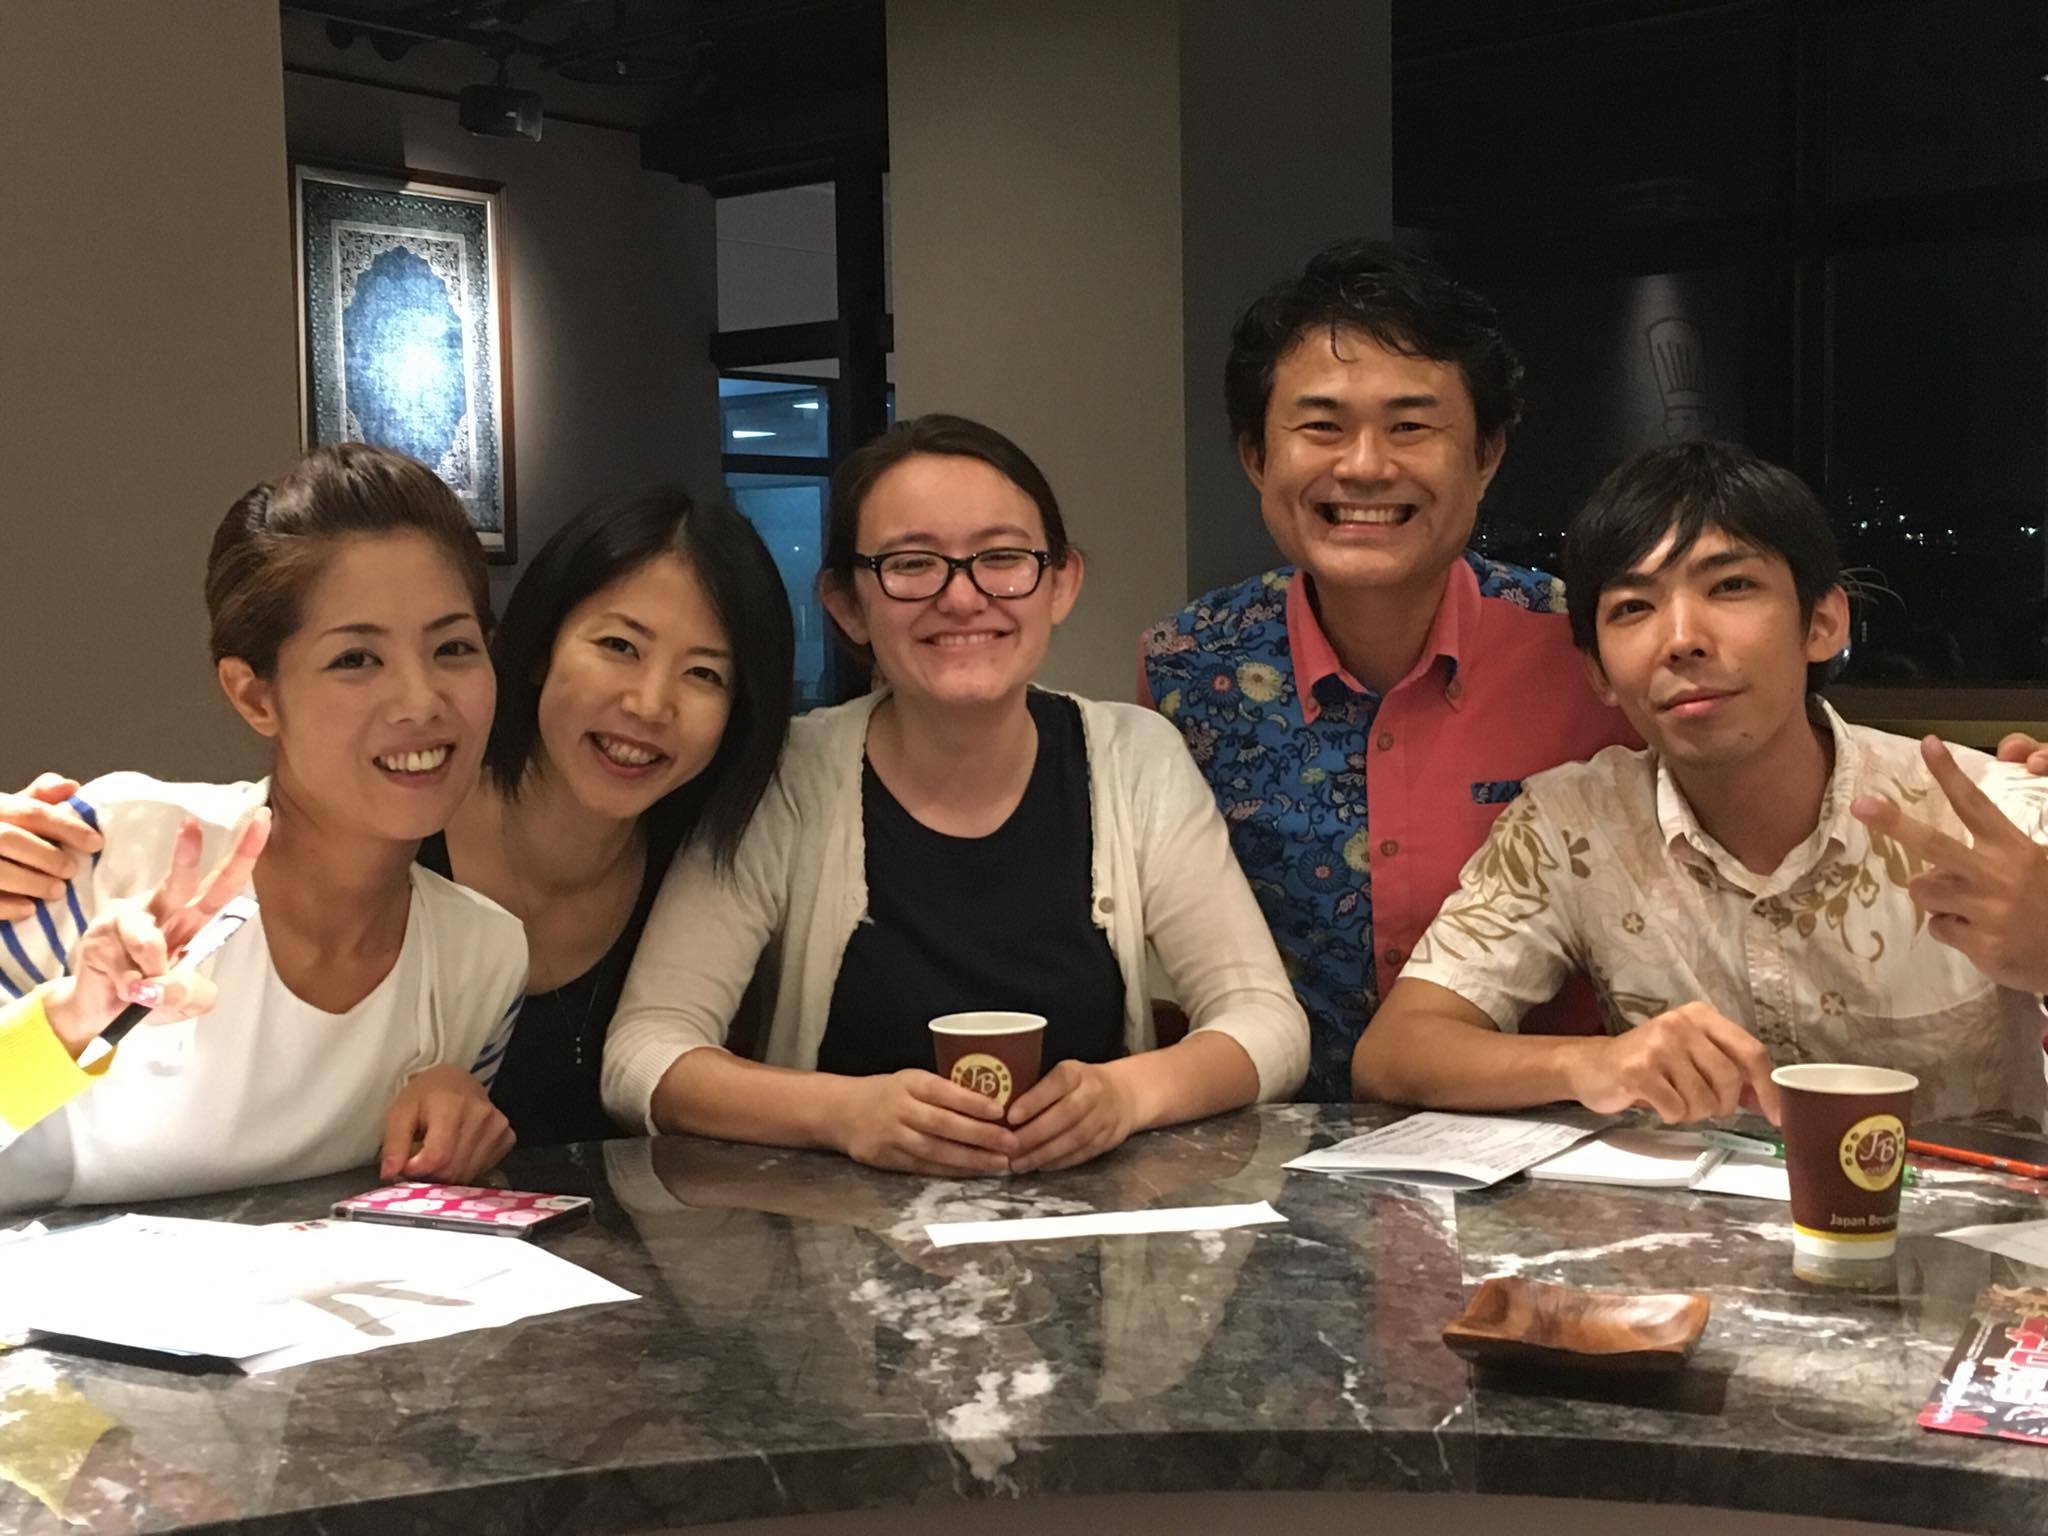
[296,167,514,559]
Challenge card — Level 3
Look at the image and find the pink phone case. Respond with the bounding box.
[329,1182,592,1238]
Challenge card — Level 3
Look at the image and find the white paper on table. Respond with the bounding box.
[1527,1128,1789,1201]
[0,1219,50,1346]
[1691,1157,1791,1201]
[1283,1109,1611,1189]
[1939,1219,2048,1267]
[926,1200,1285,1249]
[0,1214,635,1367]
[236,1221,638,1373]
[1,1215,340,1357]
[1529,1127,1716,1187]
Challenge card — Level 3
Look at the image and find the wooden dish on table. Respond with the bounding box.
[1442,1277,1710,1373]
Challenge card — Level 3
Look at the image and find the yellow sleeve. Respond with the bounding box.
[0,991,112,1136]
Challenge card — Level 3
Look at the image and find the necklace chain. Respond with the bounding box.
[549,972,604,1071]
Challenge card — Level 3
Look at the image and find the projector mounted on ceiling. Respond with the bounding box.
[461,58,543,141]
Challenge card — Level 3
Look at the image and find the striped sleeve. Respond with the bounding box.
[470,993,522,1089]
[0,796,100,1004]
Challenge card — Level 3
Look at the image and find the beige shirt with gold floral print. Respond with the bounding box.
[1401,701,2048,1123]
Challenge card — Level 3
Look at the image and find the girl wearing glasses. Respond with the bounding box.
[604,414,1307,1176]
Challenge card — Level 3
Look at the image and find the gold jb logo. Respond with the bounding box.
[1839,1114,1906,1192]
[951,1053,1013,1106]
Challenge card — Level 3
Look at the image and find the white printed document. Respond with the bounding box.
[927,1201,1285,1249]
[1528,1127,1789,1201]
[0,1219,50,1347]
[1283,1109,1611,1189]
[0,1214,636,1372]
[1940,1219,2048,1267]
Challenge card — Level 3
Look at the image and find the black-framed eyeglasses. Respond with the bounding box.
[853,547,1052,601]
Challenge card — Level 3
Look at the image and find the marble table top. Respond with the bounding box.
[5,1103,2048,1534]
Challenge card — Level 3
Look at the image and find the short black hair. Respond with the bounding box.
[1563,440,1844,695]
[483,488,794,872]
[819,413,1073,660]
[1225,239,1525,463]
[208,443,492,677]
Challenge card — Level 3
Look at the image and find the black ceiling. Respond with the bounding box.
[280,0,884,137]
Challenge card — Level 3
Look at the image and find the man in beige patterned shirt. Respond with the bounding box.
[1355,441,2048,1126]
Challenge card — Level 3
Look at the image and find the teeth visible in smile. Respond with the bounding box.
[375,746,450,773]
[931,632,999,647]
[594,733,660,767]
[1324,504,1412,525]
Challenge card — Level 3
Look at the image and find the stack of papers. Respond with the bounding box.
[1528,1128,1789,1201]
[0,1214,636,1373]
[1283,1109,1612,1189]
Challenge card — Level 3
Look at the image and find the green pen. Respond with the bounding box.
[1701,1129,1783,1159]
[1699,1129,1918,1186]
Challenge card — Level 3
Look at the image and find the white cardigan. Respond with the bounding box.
[602,689,1308,1129]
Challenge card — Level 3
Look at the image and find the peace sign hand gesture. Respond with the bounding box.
[43,811,272,1054]
[1851,737,2048,995]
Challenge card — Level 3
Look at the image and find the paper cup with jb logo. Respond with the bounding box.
[929,1012,1046,1111]
[1772,1064,1918,1267]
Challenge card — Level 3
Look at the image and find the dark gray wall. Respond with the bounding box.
[285,73,723,617]
[1178,1,1393,600]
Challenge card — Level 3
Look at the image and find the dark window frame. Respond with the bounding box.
[1396,0,2048,715]
[708,159,891,707]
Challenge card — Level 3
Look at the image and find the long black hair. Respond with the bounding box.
[483,488,794,871]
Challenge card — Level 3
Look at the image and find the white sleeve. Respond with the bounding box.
[1975,758,2048,849]
[407,871,528,1089]
[1399,789,1585,1032]
[0,777,260,1206]
[469,991,522,1089]
[601,778,797,1133]
[1131,718,1310,1101]
[0,775,261,1004]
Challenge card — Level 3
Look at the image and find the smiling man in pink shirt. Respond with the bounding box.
[1146,241,2048,1103]
[1142,241,1639,1099]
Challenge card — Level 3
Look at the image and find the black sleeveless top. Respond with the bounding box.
[817,690,1126,1078]
[417,827,678,1146]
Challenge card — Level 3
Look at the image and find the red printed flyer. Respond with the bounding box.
[1919,1286,2048,1446]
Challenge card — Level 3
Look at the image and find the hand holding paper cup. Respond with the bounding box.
[1771,1063,1917,1273]
[930,1012,1046,1112]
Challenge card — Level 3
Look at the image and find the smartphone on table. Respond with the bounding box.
[330,1183,592,1239]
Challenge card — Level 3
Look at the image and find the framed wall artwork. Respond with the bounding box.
[294,164,517,562]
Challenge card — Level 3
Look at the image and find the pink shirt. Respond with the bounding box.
[1144,553,1638,1086]
[1286,560,1638,1008]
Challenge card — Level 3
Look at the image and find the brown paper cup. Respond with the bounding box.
[929,1012,1046,1110]
[1772,1063,1917,1267]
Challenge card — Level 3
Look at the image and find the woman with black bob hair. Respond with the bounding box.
[414,487,793,1145]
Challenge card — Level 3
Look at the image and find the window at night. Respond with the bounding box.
[1395,0,2048,686]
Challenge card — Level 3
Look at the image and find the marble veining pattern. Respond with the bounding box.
[0,1105,2044,1533]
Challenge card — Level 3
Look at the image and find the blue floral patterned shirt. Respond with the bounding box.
[1142,552,1635,1100]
